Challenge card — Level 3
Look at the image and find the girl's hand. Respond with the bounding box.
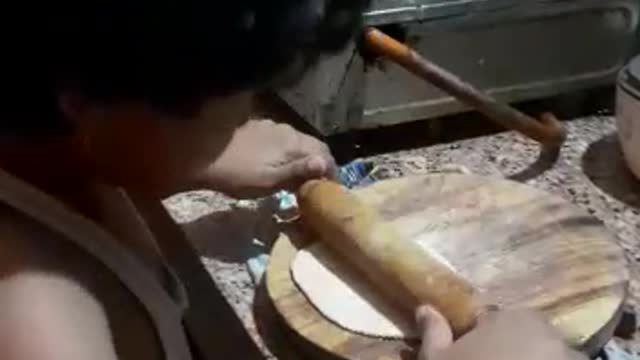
[197,119,336,198]
[416,306,587,360]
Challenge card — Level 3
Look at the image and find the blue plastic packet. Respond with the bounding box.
[337,159,376,188]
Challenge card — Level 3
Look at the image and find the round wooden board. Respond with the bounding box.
[265,174,628,359]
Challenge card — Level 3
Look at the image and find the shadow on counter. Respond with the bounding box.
[582,133,640,209]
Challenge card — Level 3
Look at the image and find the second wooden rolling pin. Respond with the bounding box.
[362,27,567,146]
[297,179,479,336]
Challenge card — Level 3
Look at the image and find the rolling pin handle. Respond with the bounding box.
[362,27,567,147]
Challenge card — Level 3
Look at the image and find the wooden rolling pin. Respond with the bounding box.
[297,179,479,336]
[362,27,567,146]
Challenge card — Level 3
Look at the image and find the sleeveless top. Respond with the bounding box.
[0,168,194,360]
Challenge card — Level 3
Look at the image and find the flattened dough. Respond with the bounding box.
[291,242,419,339]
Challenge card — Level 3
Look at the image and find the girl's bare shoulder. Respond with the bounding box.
[0,203,163,360]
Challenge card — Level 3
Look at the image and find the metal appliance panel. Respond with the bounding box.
[279,0,640,134]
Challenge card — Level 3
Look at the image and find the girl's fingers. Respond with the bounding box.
[415,305,454,359]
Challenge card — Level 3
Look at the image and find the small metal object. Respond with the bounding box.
[271,190,300,223]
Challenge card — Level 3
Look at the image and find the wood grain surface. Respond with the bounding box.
[265,174,628,360]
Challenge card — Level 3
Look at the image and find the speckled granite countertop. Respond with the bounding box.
[164,115,640,358]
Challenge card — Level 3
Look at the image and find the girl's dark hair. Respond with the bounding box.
[4,1,369,137]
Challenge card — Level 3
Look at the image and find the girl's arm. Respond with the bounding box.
[0,272,118,360]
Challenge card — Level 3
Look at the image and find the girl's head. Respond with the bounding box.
[4,1,368,194]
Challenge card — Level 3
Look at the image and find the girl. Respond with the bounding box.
[0,2,584,359]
